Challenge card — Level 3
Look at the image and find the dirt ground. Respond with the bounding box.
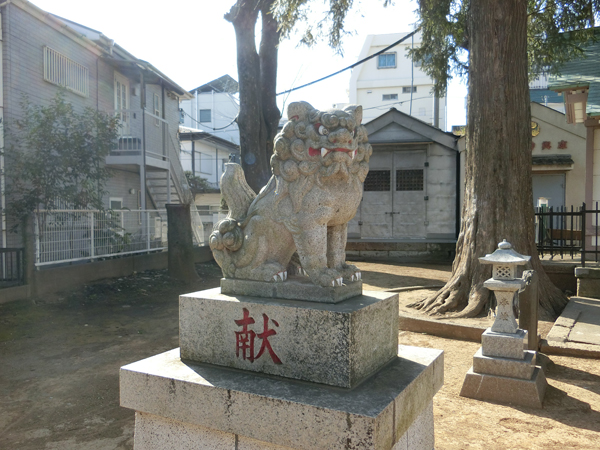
[0,260,599,449]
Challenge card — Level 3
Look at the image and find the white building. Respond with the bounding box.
[179,126,240,188]
[179,75,240,145]
[348,32,446,128]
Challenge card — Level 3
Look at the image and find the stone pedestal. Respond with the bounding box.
[460,327,547,408]
[121,287,444,449]
[121,346,443,450]
[575,267,600,299]
[179,288,398,387]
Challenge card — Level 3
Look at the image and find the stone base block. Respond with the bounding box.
[180,288,399,388]
[133,403,435,450]
[121,345,444,450]
[472,348,536,380]
[220,277,363,303]
[481,328,527,359]
[460,366,547,408]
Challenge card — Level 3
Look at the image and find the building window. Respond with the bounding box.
[363,170,391,191]
[179,108,185,124]
[402,86,417,94]
[377,53,396,69]
[418,107,426,116]
[396,169,424,191]
[199,109,212,123]
[413,58,422,68]
[43,46,89,97]
[382,94,398,101]
[109,197,124,210]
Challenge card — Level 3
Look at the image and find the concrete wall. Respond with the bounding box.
[0,246,213,304]
[593,128,600,205]
[531,102,586,208]
[349,33,446,127]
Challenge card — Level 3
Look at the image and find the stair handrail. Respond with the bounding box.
[165,126,205,245]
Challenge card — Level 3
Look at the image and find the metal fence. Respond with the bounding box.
[535,202,600,265]
[34,210,168,267]
[0,248,24,286]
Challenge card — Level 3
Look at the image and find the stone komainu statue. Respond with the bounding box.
[209,101,372,287]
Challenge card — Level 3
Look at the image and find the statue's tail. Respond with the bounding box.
[220,163,257,221]
[209,163,256,257]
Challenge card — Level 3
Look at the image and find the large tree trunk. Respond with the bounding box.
[410,0,567,320]
[225,0,281,194]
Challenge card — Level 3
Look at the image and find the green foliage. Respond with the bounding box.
[184,171,218,195]
[274,0,600,96]
[411,0,600,96]
[273,0,393,53]
[4,91,119,224]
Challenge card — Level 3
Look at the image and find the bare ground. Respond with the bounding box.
[0,260,598,449]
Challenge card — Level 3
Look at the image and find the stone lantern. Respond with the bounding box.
[460,239,547,408]
[479,240,531,334]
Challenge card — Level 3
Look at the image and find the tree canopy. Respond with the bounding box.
[5,91,119,225]
[273,0,600,95]
[413,0,600,96]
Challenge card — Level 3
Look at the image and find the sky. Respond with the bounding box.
[29,0,467,131]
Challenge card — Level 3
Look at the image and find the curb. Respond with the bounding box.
[398,314,486,342]
[540,339,600,359]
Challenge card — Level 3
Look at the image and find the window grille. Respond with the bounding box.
[396,169,423,191]
[382,94,398,101]
[43,46,89,97]
[402,86,417,94]
[364,170,391,191]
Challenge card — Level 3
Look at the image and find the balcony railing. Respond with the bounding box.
[111,109,171,160]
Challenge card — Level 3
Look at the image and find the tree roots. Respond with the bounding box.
[408,273,491,318]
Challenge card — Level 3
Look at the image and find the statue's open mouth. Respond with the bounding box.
[308,147,357,159]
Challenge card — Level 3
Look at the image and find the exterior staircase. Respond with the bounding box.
[107,109,205,245]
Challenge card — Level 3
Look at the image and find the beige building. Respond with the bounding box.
[456,102,586,214]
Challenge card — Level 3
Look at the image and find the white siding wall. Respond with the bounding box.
[349,33,446,128]
[180,91,240,145]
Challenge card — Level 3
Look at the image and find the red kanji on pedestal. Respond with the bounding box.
[542,141,551,150]
[558,140,568,149]
[234,309,282,364]
[255,314,282,364]
[234,308,256,362]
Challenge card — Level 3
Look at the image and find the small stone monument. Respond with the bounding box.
[460,240,547,408]
[119,102,444,449]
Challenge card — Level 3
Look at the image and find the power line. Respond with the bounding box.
[276,28,421,96]
[363,95,433,111]
[180,108,238,131]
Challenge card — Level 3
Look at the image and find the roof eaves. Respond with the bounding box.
[6,0,106,57]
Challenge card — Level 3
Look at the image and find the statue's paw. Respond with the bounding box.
[309,268,344,288]
[349,271,361,282]
[339,264,361,283]
[271,270,288,282]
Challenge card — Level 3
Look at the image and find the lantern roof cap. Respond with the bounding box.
[479,240,531,265]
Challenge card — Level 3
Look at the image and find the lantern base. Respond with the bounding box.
[460,366,546,408]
